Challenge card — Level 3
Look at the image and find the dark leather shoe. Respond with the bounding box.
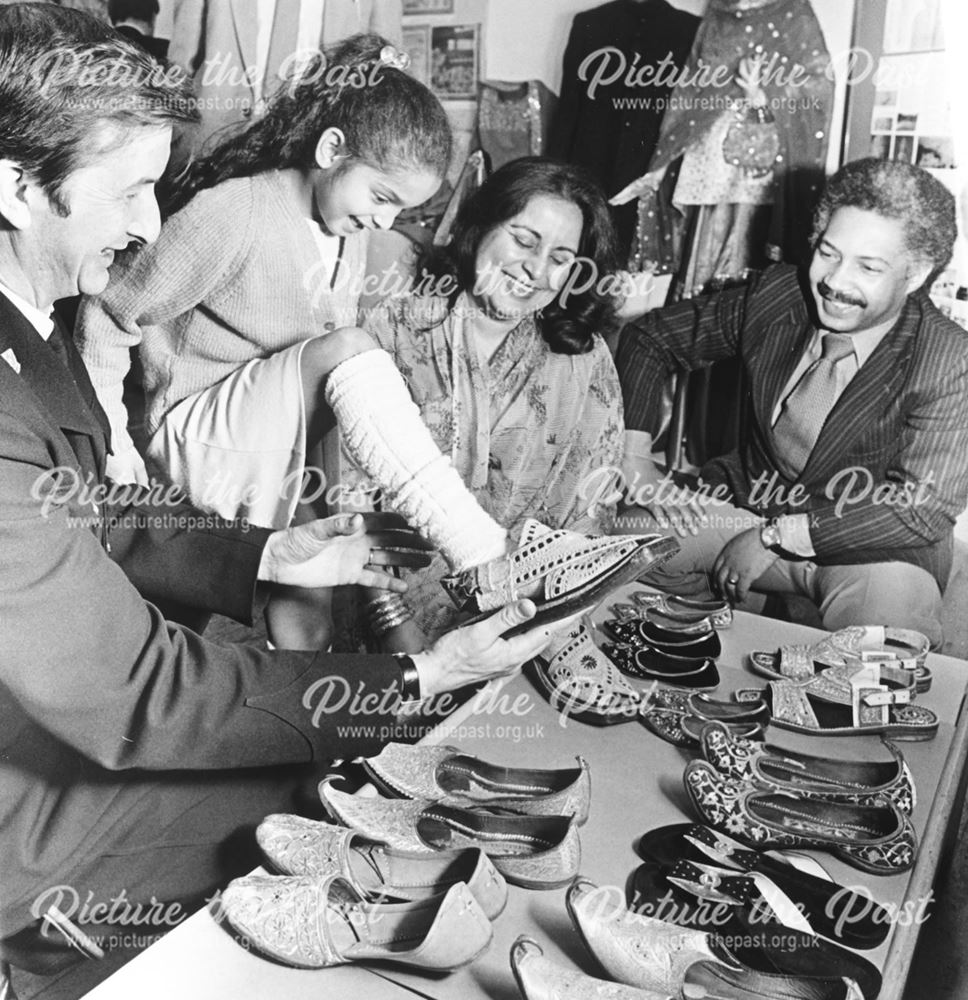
[627,860,881,999]
[637,824,891,950]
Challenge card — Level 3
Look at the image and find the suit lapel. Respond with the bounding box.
[799,299,916,482]
[229,0,258,98]
[750,297,814,449]
[0,294,107,479]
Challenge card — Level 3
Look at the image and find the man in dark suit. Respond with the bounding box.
[548,0,700,256]
[0,4,557,979]
[616,158,968,644]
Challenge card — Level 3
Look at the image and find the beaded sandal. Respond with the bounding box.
[735,675,939,740]
[748,625,931,693]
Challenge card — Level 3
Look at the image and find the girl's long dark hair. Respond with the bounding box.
[160,34,452,217]
[420,158,620,354]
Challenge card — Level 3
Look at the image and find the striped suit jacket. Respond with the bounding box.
[616,264,968,589]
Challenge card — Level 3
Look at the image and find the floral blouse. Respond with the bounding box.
[341,293,625,640]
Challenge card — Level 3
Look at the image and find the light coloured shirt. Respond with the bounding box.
[771,324,892,556]
[0,278,53,341]
[254,0,277,107]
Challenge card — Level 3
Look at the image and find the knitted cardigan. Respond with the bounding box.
[77,170,368,460]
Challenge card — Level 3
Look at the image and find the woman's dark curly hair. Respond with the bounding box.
[812,157,956,284]
[421,157,621,354]
[161,34,451,216]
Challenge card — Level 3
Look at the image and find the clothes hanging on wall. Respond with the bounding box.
[547,0,700,256]
[615,0,834,279]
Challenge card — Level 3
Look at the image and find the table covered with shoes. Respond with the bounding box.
[83,590,968,1000]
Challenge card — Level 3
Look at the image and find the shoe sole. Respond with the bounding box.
[474,535,681,638]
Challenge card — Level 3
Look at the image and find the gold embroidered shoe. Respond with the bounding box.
[698,720,916,814]
[683,759,918,874]
[510,936,672,1000]
[442,519,679,634]
[567,878,865,1000]
[362,743,591,824]
[530,622,643,726]
[319,778,580,889]
[256,814,507,918]
[219,873,492,970]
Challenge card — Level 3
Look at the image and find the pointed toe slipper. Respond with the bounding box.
[219,873,492,971]
[362,742,591,825]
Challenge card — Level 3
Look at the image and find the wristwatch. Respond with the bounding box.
[760,517,783,552]
[394,654,422,702]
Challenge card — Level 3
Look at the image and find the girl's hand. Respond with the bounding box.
[105,446,149,487]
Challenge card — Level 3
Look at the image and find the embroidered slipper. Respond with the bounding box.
[318,779,581,890]
[219,872,493,970]
[443,519,679,636]
[698,721,916,814]
[631,590,733,629]
[256,814,507,918]
[530,623,642,726]
[683,759,919,875]
[361,743,590,825]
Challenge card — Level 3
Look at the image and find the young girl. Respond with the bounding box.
[78,35,505,647]
[79,34,660,654]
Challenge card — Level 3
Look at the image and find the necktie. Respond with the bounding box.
[772,333,855,477]
[46,312,72,370]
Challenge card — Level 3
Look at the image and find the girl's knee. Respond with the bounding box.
[302,326,378,378]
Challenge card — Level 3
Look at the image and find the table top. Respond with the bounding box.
[83,598,968,1000]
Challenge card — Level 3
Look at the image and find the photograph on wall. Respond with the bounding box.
[401,25,431,87]
[430,24,480,101]
[402,0,454,14]
[917,136,957,169]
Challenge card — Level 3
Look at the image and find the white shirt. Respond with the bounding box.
[0,278,53,341]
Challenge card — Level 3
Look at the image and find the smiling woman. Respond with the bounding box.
[335,158,628,646]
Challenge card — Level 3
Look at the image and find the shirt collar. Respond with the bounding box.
[0,278,54,341]
[810,323,892,367]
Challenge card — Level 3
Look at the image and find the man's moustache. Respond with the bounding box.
[818,281,865,308]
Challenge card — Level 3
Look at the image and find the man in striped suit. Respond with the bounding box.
[616,158,968,644]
